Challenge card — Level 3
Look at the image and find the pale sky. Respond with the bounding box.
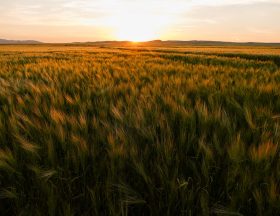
[0,0,279,42]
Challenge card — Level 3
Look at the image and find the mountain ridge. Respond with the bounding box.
[0,39,43,44]
[1,39,280,46]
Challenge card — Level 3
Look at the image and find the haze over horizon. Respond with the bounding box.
[1,0,280,43]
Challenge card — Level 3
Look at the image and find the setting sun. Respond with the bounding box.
[106,9,169,42]
[114,22,158,42]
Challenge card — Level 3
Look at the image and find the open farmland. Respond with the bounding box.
[0,44,280,215]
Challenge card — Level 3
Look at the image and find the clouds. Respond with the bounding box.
[173,1,280,42]
[0,0,279,42]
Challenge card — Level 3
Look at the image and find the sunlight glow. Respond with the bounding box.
[105,8,172,42]
[114,24,158,42]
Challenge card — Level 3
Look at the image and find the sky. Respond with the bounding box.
[0,0,280,42]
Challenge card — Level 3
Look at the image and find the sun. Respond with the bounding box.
[115,25,158,42]
[112,15,159,42]
[98,1,182,42]
[106,10,168,42]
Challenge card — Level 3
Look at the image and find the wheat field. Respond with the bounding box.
[0,44,280,215]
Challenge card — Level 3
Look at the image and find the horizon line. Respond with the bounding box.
[1,38,280,45]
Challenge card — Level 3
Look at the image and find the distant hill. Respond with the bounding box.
[1,39,279,46]
[0,39,43,44]
[70,40,280,47]
[165,40,280,47]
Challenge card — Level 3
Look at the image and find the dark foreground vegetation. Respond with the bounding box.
[0,44,280,215]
